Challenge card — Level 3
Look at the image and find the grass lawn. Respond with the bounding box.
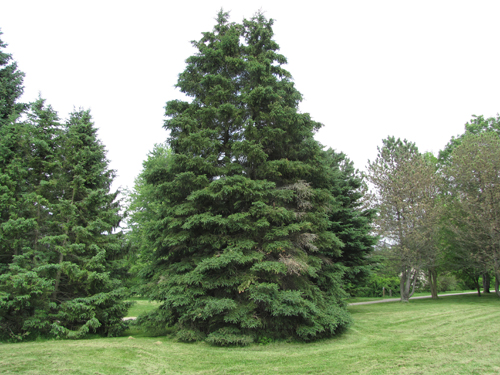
[1,294,499,374]
[125,297,160,317]
[346,289,478,304]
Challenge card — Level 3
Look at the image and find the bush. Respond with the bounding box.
[351,275,400,297]
[438,274,458,292]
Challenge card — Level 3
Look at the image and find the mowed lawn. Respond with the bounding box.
[1,294,499,374]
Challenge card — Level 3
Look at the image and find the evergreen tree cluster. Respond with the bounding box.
[133,11,375,344]
[0,30,129,341]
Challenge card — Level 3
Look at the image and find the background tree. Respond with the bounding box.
[124,143,171,289]
[367,137,442,301]
[439,115,500,164]
[324,149,377,296]
[443,132,500,297]
[438,114,500,293]
[139,11,355,344]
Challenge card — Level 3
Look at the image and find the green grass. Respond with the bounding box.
[346,289,477,303]
[125,297,160,317]
[1,294,499,374]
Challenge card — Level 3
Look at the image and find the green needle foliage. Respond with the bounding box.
[0,98,129,341]
[138,11,368,344]
[0,29,25,126]
[324,150,377,296]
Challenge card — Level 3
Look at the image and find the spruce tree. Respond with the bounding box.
[0,101,129,340]
[141,11,351,344]
[0,99,63,339]
[324,149,377,295]
[125,143,172,289]
[48,109,130,338]
[0,29,25,126]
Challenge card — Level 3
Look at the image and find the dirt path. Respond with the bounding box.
[348,291,479,305]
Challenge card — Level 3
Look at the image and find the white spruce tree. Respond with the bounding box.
[0,101,129,340]
[139,11,352,344]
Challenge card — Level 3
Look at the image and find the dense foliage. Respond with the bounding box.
[0,29,25,125]
[0,32,129,341]
[136,11,376,344]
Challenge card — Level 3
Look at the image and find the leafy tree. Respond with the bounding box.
[367,137,442,301]
[438,114,500,293]
[439,114,500,164]
[443,132,500,297]
[139,11,353,344]
[0,29,25,126]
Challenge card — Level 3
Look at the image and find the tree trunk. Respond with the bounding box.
[483,272,490,293]
[400,268,410,302]
[409,269,418,298]
[495,270,500,298]
[429,267,438,299]
[475,276,481,297]
[401,266,416,302]
[494,257,500,297]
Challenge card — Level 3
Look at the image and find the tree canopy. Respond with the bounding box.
[366,137,442,301]
[136,11,377,344]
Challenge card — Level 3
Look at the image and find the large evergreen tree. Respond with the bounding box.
[140,11,354,344]
[0,100,129,340]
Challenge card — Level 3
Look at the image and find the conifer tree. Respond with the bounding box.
[125,143,172,288]
[0,29,25,126]
[0,99,64,339]
[140,11,352,344]
[0,101,129,340]
[324,149,377,295]
[47,109,130,338]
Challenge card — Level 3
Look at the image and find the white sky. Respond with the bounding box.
[1,1,500,193]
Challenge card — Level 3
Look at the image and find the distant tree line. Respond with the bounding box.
[366,116,500,301]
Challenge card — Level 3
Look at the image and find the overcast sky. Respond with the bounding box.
[1,1,500,193]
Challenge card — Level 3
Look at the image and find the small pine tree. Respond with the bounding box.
[324,149,378,295]
[140,11,352,344]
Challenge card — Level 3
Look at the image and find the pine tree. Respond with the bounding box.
[0,29,25,126]
[140,11,351,344]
